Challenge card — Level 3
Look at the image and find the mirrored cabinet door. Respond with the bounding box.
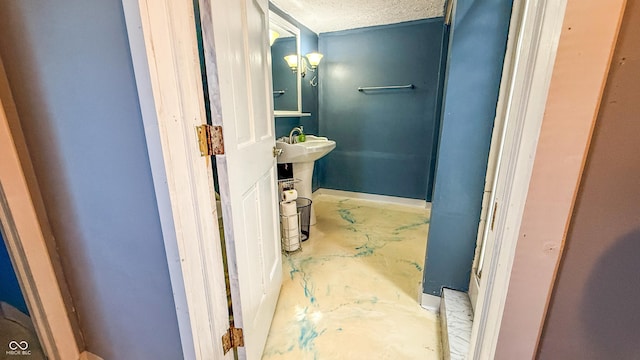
[269,12,303,116]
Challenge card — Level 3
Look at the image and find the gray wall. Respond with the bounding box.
[423,0,513,295]
[317,20,445,200]
[537,1,640,358]
[0,1,183,359]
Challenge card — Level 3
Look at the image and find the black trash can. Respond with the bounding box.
[296,197,312,241]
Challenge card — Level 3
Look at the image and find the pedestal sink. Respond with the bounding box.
[276,135,336,225]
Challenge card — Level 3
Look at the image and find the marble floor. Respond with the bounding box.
[262,194,441,359]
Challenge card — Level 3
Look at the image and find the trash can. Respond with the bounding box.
[296,197,312,241]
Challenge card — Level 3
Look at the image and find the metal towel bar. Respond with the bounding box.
[357,84,415,92]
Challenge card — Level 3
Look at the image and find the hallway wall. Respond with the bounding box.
[317,19,445,200]
[537,1,640,358]
[0,1,183,359]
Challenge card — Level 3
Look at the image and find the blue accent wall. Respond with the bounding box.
[426,24,451,201]
[0,1,183,358]
[423,0,514,295]
[317,19,445,200]
[0,231,28,315]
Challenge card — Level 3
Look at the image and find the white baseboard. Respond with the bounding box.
[79,351,104,360]
[313,188,430,209]
[421,293,441,313]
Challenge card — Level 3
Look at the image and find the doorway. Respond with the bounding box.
[127,0,548,360]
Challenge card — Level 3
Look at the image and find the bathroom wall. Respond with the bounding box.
[317,19,445,200]
[269,4,320,190]
[537,1,640,358]
[423,0,514,295]
[0,230,28,315]
[427,24,451,201]
[0,1,183,359]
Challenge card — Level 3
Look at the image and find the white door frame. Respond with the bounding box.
[123,0,569,358]
[467,0,568,357]
[467,0,525,310]
[122,0,623,358]
[0,55,96,360]
[122,1,232,359]
[469,0,628,357]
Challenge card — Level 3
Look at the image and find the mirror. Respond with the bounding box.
[269,12,302,115]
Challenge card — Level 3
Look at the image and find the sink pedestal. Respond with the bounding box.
[292,161,317,226]
[276,134,335,227]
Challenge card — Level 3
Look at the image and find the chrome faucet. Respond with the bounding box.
[289,126,304,144]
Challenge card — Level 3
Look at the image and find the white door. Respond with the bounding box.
[198,0,282,359]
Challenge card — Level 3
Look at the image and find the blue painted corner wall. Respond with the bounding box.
[0,231,28,315]
[423,0,514,296]
[317,20,445,200]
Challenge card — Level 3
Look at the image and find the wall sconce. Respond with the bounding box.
[283,52,324,86]
[283,54,299,72]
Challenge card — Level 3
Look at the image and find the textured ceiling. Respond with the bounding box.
[270,0,446,34]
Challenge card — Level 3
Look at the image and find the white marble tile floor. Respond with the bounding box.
[440,288,473,360]
[262,194,441,359]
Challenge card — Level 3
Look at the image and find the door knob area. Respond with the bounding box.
[273,146,283,157]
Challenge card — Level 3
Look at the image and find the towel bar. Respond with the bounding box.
[357,84,415,92]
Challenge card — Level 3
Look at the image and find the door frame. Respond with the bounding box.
[469,0,627,358]
[467,0,526,310]
[467,0,564,310]
[121,0,624,359]
[123,0,568,358]
[467,0,569,355]
[0,55,96,360]
[122,0,232,359]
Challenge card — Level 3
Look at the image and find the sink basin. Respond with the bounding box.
[276,135,336,164]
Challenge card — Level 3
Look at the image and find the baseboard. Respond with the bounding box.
[313,188,430,209]
[420,293,441,313]
[79,351,104,360]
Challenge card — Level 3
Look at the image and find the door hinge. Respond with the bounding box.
[222,327,244,354]
[490,202,498,231]
[197,124,225,156]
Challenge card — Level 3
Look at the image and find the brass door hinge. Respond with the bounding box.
[222,327,244,354]
[197,124,225,156]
